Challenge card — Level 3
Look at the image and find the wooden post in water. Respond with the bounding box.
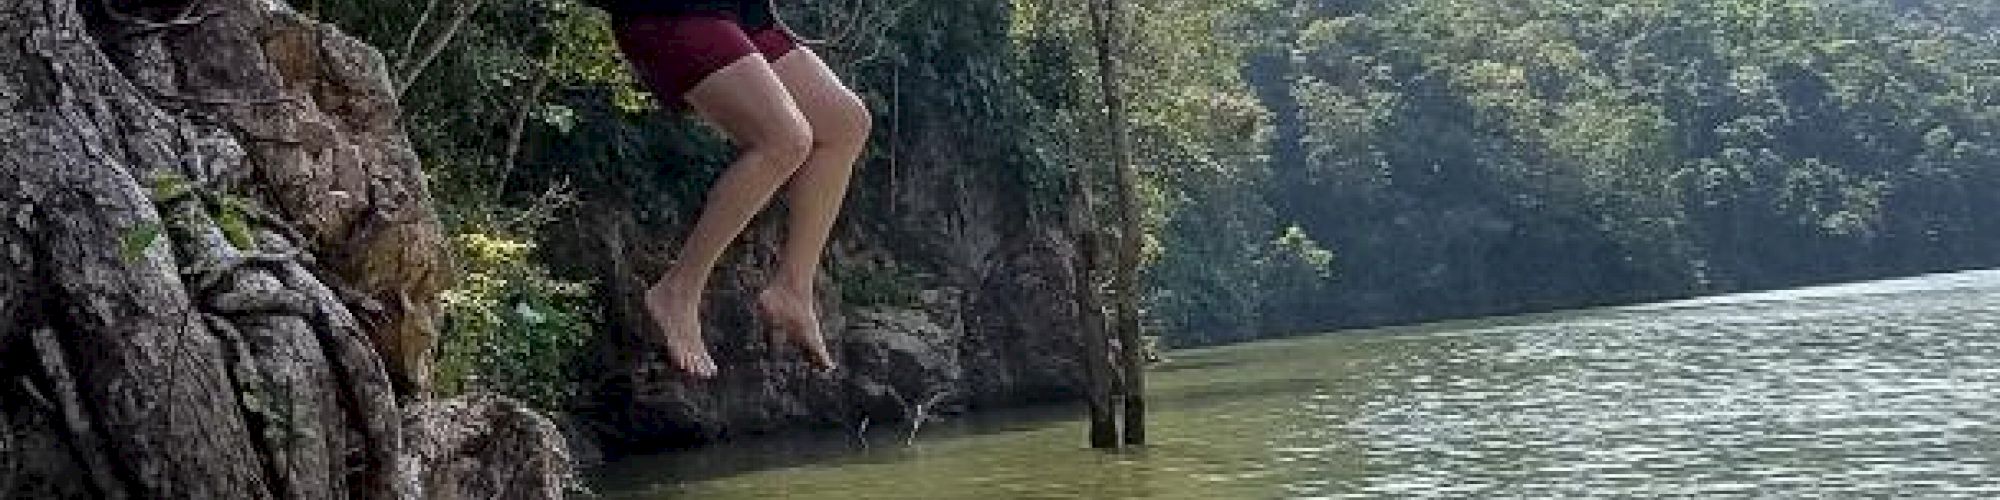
[1090,0,1146,446]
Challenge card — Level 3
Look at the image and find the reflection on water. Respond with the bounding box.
[592,270,2000,498]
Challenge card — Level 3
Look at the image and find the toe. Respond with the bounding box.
[807,342,835,370]
[674,351,698,376]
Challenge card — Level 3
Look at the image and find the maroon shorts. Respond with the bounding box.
[612,13,801,111]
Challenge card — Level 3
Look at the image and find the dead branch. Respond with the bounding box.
[396,0,444,69]
[904,389,953,445]
[853,415,872,449]
[494,58,553,199]
[102,0,216,38]
[396,0,487,96]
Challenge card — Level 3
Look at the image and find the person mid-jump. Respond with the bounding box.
[597,0,868,378]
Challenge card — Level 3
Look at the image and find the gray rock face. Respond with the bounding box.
[842,290,968,419]
[555,116,1089,450]
[402,395,575,499]
[0,1,563,498]
[572,237,1086,448]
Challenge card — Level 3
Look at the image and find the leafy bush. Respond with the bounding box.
[436,220,597,410]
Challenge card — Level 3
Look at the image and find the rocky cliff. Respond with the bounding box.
[550,107,1091,449]
[0,0,566,497]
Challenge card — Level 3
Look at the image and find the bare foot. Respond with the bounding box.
[758,285,836,372]
[645,282,716,378]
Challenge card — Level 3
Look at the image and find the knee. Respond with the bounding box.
[748,116,816,168]
[811,92,872,150]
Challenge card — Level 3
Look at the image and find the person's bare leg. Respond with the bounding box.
[646,55,814,378]
[758,47,872,371]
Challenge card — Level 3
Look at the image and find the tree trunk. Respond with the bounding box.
[1067,182,1120,449]
[495,56,553,198]
[1090,0,1146,447]
[0,0,566,497]
[1061,101,1118,448]
[395,0,486,97]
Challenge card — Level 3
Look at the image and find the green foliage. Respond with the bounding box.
[128,172,184,262]
[1078,0,2000,343]
[1256,225,1334,331]
[1245,0,2000,329]
[130,172,260,259]
[148,172,190,202]
[436,227,596,409]
[312,0,616,409]
[120,222,163,262]
[209,195,255,249]
[1013,0,1307,345]
[543,4,654,113]
[1264,225,1334,279]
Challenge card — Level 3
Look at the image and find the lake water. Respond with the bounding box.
[592,270,2000,498]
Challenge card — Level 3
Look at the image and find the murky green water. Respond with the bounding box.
[593,270,2000,498]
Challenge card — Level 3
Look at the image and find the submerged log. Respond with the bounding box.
[0,0,565,497]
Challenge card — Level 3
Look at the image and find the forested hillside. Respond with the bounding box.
[1154,0,2000,343]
